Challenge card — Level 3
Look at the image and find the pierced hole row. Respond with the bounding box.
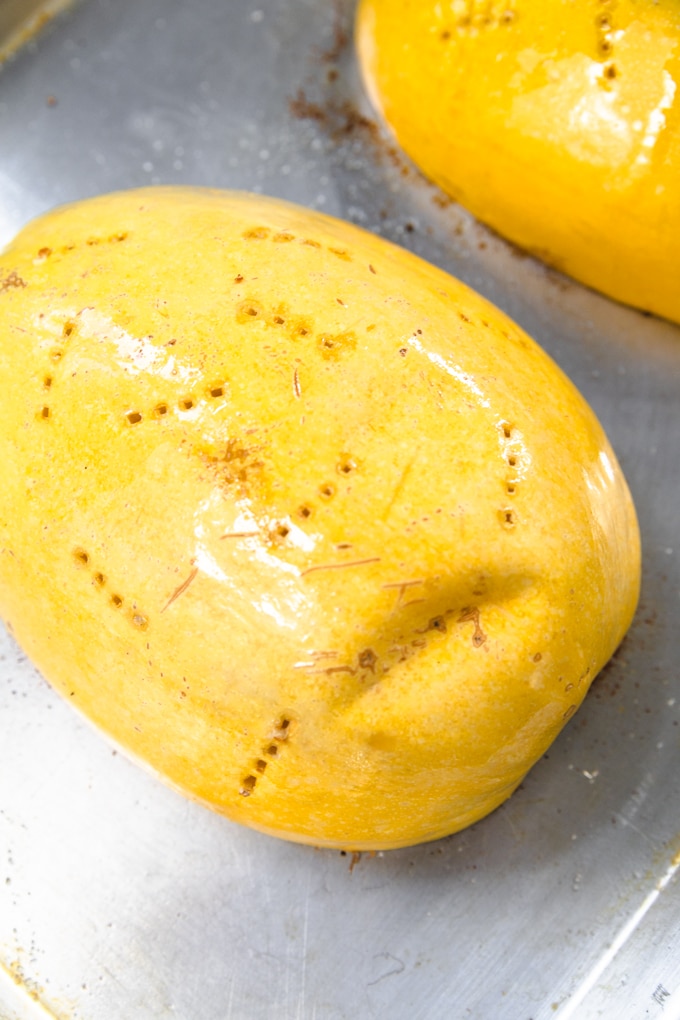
[239,716,291,797]
[37,319,78,412]
[289,457,357,526]
[34,233,128,262]
[72,547,148,629]
[35,317,80,419]
[499,421,521,498]
[295,486,334,522]
[595,1,615,58]
[49,319,78,362]
[439,5,515,36]
[236,301,310,336]
[125,385,226,426]
[241,225,353,262]
[235,299,358,359]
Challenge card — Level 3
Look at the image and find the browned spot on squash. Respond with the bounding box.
[459,606,487,647]
[242,227,270,240]
[358,648,378,673]
[328,247,352,262]
[201,437,264,494]
[0,271,27,293]
[318,330,357,360]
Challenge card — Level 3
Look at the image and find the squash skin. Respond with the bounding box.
[0,187,640,849]
[356,0,680,324]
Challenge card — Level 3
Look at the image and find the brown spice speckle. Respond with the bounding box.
[301,557,380,578]
[161,566,198,612]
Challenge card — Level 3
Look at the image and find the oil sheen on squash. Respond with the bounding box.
[356,0,680,324]
[0,188,640,849]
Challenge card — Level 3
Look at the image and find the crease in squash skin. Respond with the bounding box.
[0,187,640,850]
[355,0,680,325]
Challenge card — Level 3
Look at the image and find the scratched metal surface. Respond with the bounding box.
[1,1,679,1018]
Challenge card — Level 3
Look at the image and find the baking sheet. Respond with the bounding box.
[1,1,679,1018]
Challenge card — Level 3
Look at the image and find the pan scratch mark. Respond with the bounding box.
[367,952,406,987]
[161,566,198,612]
[295,872,312,1020]
[293,365,301,399]
[225,975,236,1020]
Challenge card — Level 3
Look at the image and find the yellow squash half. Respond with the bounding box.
[0,188,640,849]
[356,0,680,324]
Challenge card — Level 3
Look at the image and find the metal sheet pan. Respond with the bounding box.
[1,1,679,1017]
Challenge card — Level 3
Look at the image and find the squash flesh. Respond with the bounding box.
[0,188,640,848]
[356,0,680,323]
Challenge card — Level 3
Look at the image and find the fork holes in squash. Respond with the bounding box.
[272,717,291,740]
[240,775,257,796]
[337,456,356,475]
[500,509,516,528]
